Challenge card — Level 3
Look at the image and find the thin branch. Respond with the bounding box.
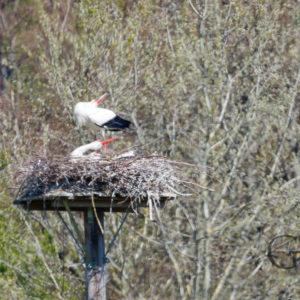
[270,70,300,178]
[189,0,201,17]
[61,0,71,32]
[19,210,64,299]
[154,204,186,299]
[91,192,104,234]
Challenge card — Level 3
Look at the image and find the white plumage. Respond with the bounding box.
[114,150,135,159]
[70,140,104,158]
[74,94,130,154]
[74,94,131,132]
[70,137,117,159]
[74,101,116,131]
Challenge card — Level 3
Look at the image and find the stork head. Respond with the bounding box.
[91,93,107,104]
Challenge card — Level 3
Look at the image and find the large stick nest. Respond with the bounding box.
[15,154,192,201]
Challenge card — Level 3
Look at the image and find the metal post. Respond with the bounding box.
[84,208,106,300]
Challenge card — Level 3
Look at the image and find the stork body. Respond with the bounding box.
[74,94,130,154]
[74,95,131,132]
[70,140,104,158]
[70,138,117,158]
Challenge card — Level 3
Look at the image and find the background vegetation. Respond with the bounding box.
[0,0,299,299]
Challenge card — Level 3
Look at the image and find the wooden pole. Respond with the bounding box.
[84,208,106,300]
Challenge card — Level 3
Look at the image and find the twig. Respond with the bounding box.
[270,70,300,178]
[91,192,104,234]
[61,0,71,32]
[19,209,64,299]
[154,204,186,299]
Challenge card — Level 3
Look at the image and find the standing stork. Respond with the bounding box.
[74,93,131,153]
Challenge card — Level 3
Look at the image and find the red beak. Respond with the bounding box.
[100,137,117,145]
[96,93,107,103]
[92,93,107,104]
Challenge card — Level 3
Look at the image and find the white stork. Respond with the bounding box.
[70,137,117,158]
[74,93,131,135]
[74,93,130,153]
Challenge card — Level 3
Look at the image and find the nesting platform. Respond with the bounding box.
[13,190,175,212]
[13,154,183,300]
[13,154,179,213]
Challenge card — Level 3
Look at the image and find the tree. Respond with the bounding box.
[0,0,299,299]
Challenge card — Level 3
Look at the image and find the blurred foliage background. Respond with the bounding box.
[0,0,300,299]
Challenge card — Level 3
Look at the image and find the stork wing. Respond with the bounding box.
[88,108,116,127]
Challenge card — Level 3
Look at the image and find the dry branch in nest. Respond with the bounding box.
[15,154,196,208]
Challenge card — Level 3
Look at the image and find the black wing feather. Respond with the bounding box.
[102,115,131,131]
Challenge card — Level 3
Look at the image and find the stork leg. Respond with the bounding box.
[94,134,99,153]
[102,134,107,155]
[101,129,107,155]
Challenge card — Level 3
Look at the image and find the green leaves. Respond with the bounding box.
[0,152,8,171]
